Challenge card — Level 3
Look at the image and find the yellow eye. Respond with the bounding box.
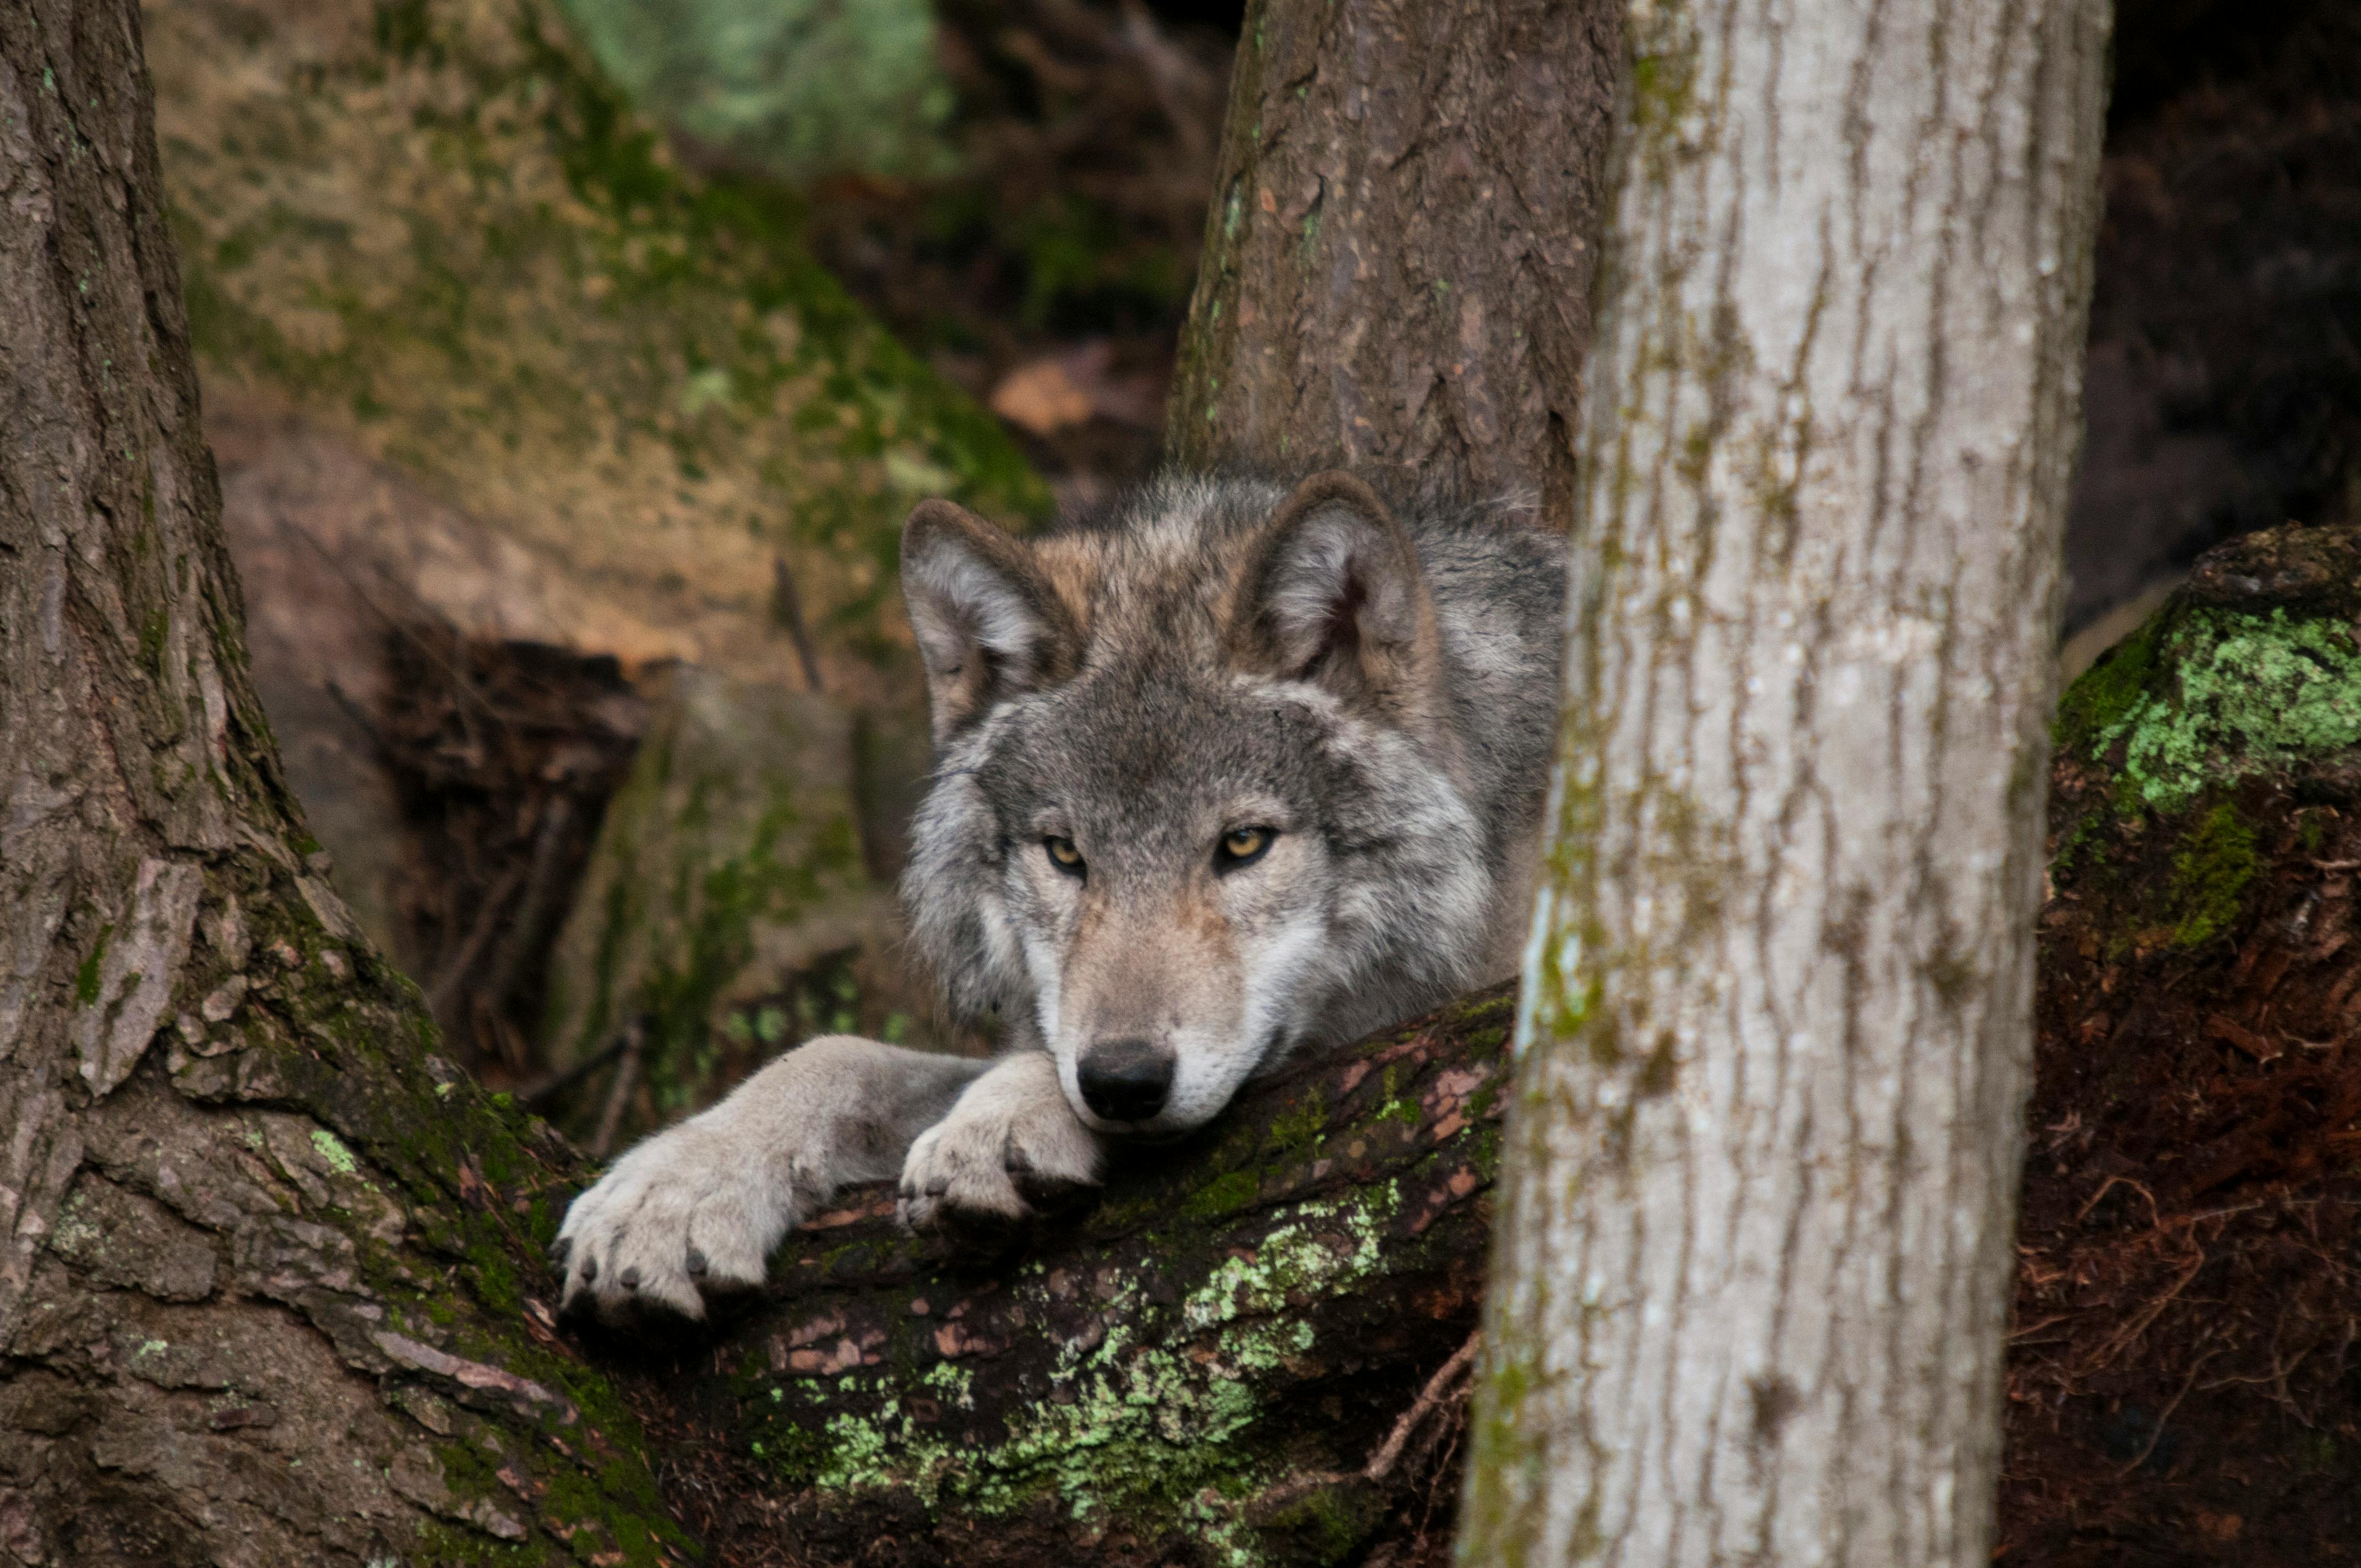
[1044,836,1085,874]
[1217,827,1274,868]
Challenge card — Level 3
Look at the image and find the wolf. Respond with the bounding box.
[553,470,1565,1324]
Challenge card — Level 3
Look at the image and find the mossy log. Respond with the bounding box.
[608,989,1517,1568]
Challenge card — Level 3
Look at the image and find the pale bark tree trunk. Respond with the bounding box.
[0,4,680,1562]
[1462,2,2111,1565]
[1166,0,1622,512]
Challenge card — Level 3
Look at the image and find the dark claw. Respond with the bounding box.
[580,1256,599,1283]
[619,1266,641,1289]
[685,1248,708,1277]
[924,1176,950,1197]
[899,1181,917,1200]
[548,1236,572,1265]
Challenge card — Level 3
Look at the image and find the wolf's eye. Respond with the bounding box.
[1044,837,1086,876]
[1216,827,1275,870]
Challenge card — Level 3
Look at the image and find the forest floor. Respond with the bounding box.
[2003,757,2361,1560]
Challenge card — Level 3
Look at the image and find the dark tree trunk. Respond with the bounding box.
[1165,0,1622,514]
[0,4,682,1562]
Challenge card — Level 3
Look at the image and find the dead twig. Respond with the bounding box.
[1364,1329,1483,1484]
[479,794,579,1012]
[425,864,526,1017]
[2091,1245,2207,1370]
[590,1019,649,1159]
[2113,1350,2219,1476]
[1246,1330,1482,1517]
[516,1029,632,1108]
[769,557,825,694]
[2076,1174,2162,1227]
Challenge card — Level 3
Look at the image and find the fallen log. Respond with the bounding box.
[616,987,1517,1568]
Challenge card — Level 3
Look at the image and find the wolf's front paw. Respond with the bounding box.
[897,1054,1103,1233]
[555,1119,786,1325]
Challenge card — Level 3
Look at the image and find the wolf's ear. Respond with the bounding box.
[1236,472,1441,722]
[901,499,1080,744]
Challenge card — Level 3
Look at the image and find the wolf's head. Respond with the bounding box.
[896,472,1499,1137]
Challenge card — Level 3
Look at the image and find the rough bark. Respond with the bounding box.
[0,4,686,1562]
[1463,2,2112,1565]
[1164,0,1621,513]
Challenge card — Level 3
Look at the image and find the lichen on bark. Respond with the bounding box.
[630,992,1514,1567]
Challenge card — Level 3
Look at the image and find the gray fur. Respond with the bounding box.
[556,471,1564,1326]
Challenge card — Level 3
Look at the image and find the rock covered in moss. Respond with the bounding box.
[149,0,1045,686]
[559,0,954,184]
[540,665,893,1121]
[2057,521,2361,818]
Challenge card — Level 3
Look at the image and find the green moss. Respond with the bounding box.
[1462,1347,1540,1564]
[559,0,953,186]
[2070,608,2361,813]
[1263,1095,1326,1157]
[75,924,112,1006]
[1184,1168,1263,1220]
[2054,615,2162,755]
[760,1187,1408,1565]
[1625,0,1703,184]
[1250,1480,1384,1566]
[2161,800,2261,949]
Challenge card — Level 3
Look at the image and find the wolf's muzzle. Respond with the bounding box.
[1076,1039,1173,1124]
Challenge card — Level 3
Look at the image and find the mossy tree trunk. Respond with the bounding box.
[0,5,684,1562]
[1166,0,1623,514]
[1461,2,2113,1565]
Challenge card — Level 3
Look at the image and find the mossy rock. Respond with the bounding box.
[2057,522,2361,818]
[2052,521,2361,952]
[540,665,893,1122]
[149,0,1046,688]
[559,0,954,184]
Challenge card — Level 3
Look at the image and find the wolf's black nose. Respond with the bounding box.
[1077,1039,1173,1123]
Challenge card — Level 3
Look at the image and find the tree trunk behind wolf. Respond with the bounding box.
[0,5,684,1561]
[1166,0,1624,517]
[1461,2,2112,1564]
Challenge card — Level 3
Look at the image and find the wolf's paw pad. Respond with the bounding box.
[896,1096,1102,1234]
[555,1125,777,1326]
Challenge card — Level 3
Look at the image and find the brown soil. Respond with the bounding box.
[2001,764,2361,1563]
